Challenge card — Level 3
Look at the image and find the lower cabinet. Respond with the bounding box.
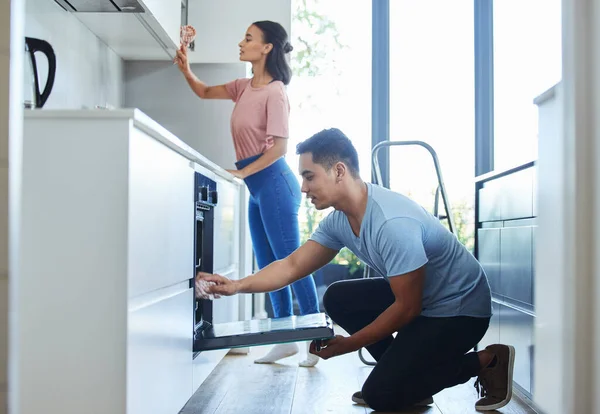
[498,303,534,394]
[127,289,194,414]
[478,301,534,394]
[479,301,500,349]
[500,226,533,306]
[478,224,534,308]
[478,228,501,294]
[476,163,537,397]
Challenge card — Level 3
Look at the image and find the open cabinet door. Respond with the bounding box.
[194,313,334,353]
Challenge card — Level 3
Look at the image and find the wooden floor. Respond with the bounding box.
[181,343,538,414]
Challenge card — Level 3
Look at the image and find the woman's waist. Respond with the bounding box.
[235,153,291,172]
[233,137,274,163]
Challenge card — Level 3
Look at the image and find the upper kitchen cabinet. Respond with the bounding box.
[54,0,183,60]
[187,0,292,63]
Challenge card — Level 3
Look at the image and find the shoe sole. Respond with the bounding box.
[475,345,516,411]
[352,395,366,405]
[351,395,433,407]
[415,396,434,406]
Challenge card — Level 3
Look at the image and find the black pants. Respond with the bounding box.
[323,278,490,412]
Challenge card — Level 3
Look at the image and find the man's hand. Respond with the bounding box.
[196,272,240,296]
[309,335,357,360]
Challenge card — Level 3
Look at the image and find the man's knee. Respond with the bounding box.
[361,370,416,411]
[361,378,393,411]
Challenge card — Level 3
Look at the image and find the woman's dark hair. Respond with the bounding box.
[252,20,293,85]
[296,128,360,178]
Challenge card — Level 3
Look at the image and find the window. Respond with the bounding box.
[288,0,372,181]
[388,0,475,250]
[493,0,562,170]
[256,0,373,317]
[289,0,372,273]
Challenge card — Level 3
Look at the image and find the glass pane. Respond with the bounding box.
[288,0,372,181]
[493,0,562,170]
[389,0,475,251]
[257,0,373,317]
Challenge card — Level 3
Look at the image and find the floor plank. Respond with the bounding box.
[291,350,367,414]
[433,379,537,414]
[185,343,537,414]
[356,364,443,414]
[213,350,298,414]
[181,346,298,414]
[179,353,233,413]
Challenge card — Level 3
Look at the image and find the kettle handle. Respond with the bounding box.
[25,37,56,109]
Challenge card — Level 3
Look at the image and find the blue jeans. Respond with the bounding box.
[236,154,319,318]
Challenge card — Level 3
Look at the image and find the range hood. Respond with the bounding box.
[53,0,146,13]
[53,0,182,61]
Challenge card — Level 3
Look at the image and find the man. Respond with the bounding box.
[198,128,515,412]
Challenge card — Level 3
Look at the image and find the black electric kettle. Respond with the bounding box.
[24,37,56,109]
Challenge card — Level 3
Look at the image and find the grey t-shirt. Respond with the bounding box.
[310,183,492,318]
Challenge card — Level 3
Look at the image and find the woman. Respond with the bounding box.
[175,21,320,367]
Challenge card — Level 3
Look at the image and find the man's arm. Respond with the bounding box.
[345,266,425,351]
[312,266,425,360]
[201,241,338,296]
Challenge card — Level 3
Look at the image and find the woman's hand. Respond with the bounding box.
[196,272,240,296]
[174,44,191,75]
[226,169,247,179]
[309,335,357,360]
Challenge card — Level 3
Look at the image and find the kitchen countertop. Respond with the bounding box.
[533,82,559,106]
[24,108,243,186]
[474,160,536,184]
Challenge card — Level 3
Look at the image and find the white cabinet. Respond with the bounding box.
[533,83,566,412]
[19,109,245,414]
[72,0,183,61]
[140,0,182,47]
[128,128,194,298]
[187,0,292,63]
[128,289,193,414]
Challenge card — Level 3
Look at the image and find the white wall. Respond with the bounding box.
[124,61,246,170]
[188,0,292,64]
[24,0,123,109]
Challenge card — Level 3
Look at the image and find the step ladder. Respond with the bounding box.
[358,140,455,366]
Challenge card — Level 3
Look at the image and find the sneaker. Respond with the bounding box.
[415,396,434,407]
[351,391,434,407]
[474,344,516,411]
[351,391,366,405]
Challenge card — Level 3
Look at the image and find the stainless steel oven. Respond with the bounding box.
[192,171,334,357]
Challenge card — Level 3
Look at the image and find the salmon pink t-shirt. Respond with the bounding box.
[225,78,290,161]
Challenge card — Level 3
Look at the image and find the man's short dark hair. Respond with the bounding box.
[296,128,360,178]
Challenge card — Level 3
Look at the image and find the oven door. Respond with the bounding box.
[194,313,335,353]
[192,171,334,354]
[193,207,334,354]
